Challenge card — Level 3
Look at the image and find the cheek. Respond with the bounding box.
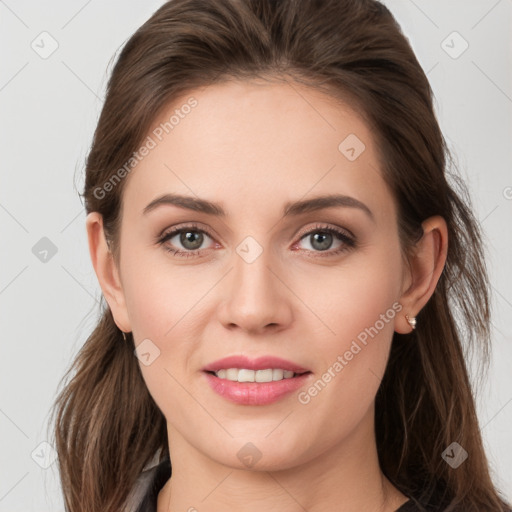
[298,236,403,405]
[121,244,201,339]
[121,264,196,418]
[303,235,403,345]
[119,248,211,407]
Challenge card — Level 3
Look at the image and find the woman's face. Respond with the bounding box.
[100,79,413,470]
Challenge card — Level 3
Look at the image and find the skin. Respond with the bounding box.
[86,79,448,512]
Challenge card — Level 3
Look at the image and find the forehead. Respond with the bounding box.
[121,79,392,221]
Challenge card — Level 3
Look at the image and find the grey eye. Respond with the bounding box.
[178,230,205,250]
[307,232,334,251]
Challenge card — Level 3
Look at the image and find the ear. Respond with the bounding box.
[85,212,131,333]
[395,215,448,334]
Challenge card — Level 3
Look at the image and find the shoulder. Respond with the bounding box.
[123,457,172,512]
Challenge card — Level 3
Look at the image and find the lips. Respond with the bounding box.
[202,355,312,405]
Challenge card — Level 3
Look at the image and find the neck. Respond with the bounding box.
[157,409,408,512]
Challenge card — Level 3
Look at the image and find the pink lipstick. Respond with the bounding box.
[202,355,312,405]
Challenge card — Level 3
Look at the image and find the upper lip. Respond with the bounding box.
[202,355,310,373]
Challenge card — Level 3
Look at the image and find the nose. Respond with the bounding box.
[216,241,294,335]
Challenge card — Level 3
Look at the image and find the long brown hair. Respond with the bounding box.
[49,1,511,511]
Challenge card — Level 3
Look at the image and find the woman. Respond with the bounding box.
[50,0,512,511]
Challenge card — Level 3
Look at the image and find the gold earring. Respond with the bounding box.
[405,314,417,330]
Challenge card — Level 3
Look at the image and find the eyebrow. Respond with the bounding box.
[143,193,374,221]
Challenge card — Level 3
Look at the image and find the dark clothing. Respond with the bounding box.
[125,457,172,512]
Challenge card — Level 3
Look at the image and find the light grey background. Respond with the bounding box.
[1,1,511,510]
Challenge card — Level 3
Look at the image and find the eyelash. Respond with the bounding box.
[156,222,356,259]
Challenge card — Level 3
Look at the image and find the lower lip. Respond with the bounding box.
[203,371,312,405]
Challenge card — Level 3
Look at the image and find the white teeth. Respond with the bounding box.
[238,369,255,382]
[272,369,283,380]
[255,369,273,382]
[226,368,238,380]
[213,368,298,382]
